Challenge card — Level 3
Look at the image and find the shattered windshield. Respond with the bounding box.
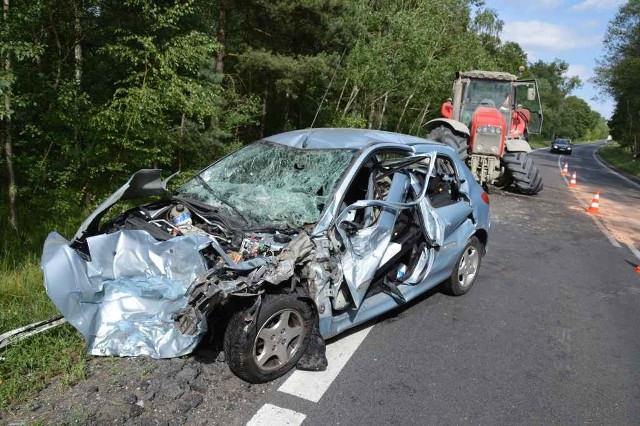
[176,142,356,228]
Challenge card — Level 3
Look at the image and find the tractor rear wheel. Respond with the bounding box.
[502,152,543,195]
[427,126,469,161]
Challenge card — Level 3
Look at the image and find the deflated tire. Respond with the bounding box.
[224,293,314,383]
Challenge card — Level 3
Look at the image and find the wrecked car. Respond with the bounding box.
[42,128,490,383]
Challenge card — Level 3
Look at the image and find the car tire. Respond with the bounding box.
[443,236,483,296]
[427,125,469,161]
[502,152,543,195]
[224,292,314,383]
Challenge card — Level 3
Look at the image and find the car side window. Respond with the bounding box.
[427,155,461,208]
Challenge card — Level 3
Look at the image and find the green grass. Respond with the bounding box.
[0,255,88,411]
[528,139,549,150]
[0,201,91,411]
[598,143,640,178]
[0,325,88,411]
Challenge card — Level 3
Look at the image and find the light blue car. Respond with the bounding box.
[42,128,490,383]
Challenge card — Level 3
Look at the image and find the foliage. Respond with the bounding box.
[594,0,640,153]
[524,59,607,141]
[599,143,640,177]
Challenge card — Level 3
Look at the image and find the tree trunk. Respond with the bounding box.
[73,1,83,153]
[396,93,414,132]
[3,0,17,230]
[215,0,228,75]
[343,84,359,115]
[367,97,375,129]
[335,77,348,113]
[378,91,388,130]
[418,102,430,129]
[260,86,268,138]
[74,3,82,89]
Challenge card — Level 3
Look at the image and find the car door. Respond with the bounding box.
[422,153,474,274]
[334,150,444,307]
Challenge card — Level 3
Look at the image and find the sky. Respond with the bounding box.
[484,0,625,120]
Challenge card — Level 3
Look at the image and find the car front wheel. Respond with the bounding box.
[224,292,314,383]
[443,236,484,296]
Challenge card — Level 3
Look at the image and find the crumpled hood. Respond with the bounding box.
[41,230,210,358]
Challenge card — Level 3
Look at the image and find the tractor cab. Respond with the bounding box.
[444,71,543,141]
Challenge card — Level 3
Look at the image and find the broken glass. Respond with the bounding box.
[176,142,356,228]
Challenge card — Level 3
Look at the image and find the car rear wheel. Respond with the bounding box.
[224,292,314,383]
[443,236,483,296]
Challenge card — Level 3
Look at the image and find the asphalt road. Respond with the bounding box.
[240,143,640,425]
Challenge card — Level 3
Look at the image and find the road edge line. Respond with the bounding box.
[277,325,373,403]
[557,154,621,249]
[591,146,640,191]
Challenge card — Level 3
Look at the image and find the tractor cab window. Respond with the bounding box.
[427,155,462,208]
[461,79,512,129]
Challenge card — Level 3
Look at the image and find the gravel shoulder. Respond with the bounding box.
[1,345,276,425]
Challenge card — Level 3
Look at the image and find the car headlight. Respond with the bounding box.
[553,145,558,149]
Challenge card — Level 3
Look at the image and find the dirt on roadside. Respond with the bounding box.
[0,345,275,426]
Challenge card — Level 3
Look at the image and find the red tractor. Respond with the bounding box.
[425,70,544,194]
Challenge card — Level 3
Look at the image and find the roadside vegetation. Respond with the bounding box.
[0,0,612,410]
[599,143,640,178]
[594,0,640,160]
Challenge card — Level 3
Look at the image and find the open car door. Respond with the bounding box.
[334,151,446,308]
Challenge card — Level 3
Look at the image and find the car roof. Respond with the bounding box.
[262,128,442,150]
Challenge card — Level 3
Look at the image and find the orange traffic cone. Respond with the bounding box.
[568,171,577,188]
[586,189,600,214]
[561,162,568,176]
[635,265,640,274]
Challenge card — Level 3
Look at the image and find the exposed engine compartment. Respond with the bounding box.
[98,200,296,267]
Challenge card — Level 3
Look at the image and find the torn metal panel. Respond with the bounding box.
[175,232,316,335]
[42,230,209,358]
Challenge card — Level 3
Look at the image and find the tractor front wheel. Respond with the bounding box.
[502,152,543,195]
[427,126,469,161]
[491,166,513,190]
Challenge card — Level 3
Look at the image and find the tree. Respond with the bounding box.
[594,0,640,151]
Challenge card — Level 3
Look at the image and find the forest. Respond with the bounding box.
[1,0,609,252]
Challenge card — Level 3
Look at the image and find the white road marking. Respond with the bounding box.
[278,325,373,403]
[588,214,622,248]
[246,404,306,426]
[626,242,640,262]
[557,154,622,249]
